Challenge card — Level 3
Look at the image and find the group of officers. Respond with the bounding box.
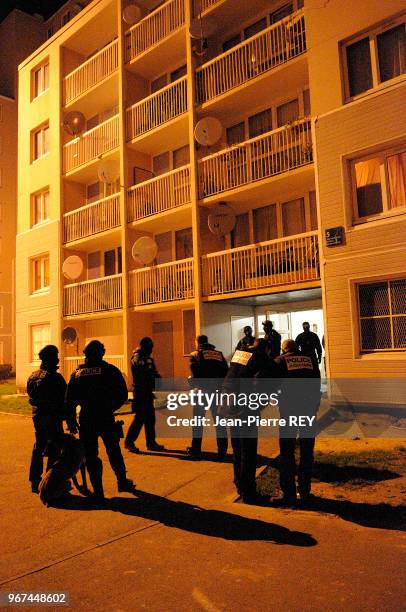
[27,319,323,507]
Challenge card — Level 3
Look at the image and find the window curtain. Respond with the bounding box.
[282,198,305,236]
[377,24,406,83]
[354,158,383,216]
[253,204,277,242]
[387,152,406,209]
[231,213,250,248]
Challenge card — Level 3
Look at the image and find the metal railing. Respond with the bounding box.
[128,258,194,306]
[126,76,187,141]
[196,10,306,103]
[64,355,125,375]
[198,118,312,198]
[127,165,191,222]
[64,274,123,315]
[125,0,185,63]
[63,194,120,243]
[64,39,119,105]
[202,232,319,296]
[194,0,222,14]
[63,114,120,173]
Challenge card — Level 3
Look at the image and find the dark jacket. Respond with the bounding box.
[274,350,321,416]
[27,366,67,419]
[131,349,161,396]
[189,343,228,380]
[295,331,322,361]
[264,329,281,359]
[65,359,128,422]
[235,335,255,352]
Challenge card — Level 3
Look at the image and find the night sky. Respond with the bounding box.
[0,0,70,22]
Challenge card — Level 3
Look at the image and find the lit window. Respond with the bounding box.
[352,147,406,221]
[357,279,406,352]
[32,124,49,160]
[343,19,405,99]
[31,254,50,293]
[32,190,50,226]
[31,323,51,362]
[32,62,49,98]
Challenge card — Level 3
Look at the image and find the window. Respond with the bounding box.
[357,279,406,352]
[151,74,168,93]
[31,323,51,362]
[277,98,299,126]
[231,213,250,248]
[32,124,49,161]
[175,228,193,259]
[31,254,50,293]
[153,152,170,176]
[223,34,241,53]
[244,17,267,40]
[309,191,318,230]
[182,310,196,355]
[253,204,278,242]
[282,197,306,236]
[62,11,71,26]
[249,108,273,138]
[173,145,189,169]
[170,65,187,82]
[303,88,311,116]
[86,182,100,203]
[343,18,406,99]
[352,146,406,221]
[270,3,293,24]
[226,122,245,146]
[32,62,49,99]
[32,190,50,226]
[104,247,122,276]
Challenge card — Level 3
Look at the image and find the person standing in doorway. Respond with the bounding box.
[262,320,281,359]
[235,326,256,352]
[295,322,322,370]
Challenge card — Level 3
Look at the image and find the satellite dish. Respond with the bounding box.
[208,202,236,237]
[62,326,77,345]
[131,237,158,266]
[189,19,216,40]
[98,159,120,183]
[194,117,222,146]
[62,255,84,280]
[63,111,86,136]
[122,4,142,25]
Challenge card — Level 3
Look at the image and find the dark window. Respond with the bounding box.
[170,65,187,82]
[226,122,245,145]
[104,250,116,276]
[270,3,293,24]
[151,74,167,93]
[153,152,170,176]
[231,213,250,248]
[175,228,193,259]
[249,108,272,138]
[346,37,373,97]
[303,89,311,116]
[244,18,267,40]
[253,204,278,242]
[377,24,406,83]
[223,34,241,52]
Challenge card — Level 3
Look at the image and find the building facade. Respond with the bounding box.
[15,0,405,401]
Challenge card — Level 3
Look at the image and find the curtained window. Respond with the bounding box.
[387,152,406,209]
[231,213,250,248]
[277,98,299,127]
[377,24,406,83]
[253,204,277,242]
[249,108,272,138]
[282,198,306,236]
[354,158,383,217]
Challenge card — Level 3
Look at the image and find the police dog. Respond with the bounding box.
[39,434,89,505]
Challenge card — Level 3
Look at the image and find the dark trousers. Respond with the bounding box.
[125,394,156,447]
[230,425,258,497]
[80,419,126,495]
[190,402,228,455]
[29,414,63,486]
[279,436,315,498]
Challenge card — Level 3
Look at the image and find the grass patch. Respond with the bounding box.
[0,380,31,415]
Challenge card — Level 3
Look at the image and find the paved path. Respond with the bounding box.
[0,413,405,611]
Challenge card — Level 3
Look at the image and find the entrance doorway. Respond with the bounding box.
[152,321,174,378]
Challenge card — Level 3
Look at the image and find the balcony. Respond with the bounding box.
[63,115,120,176]
[125,0,185,77]
[198,118,312,201]
[128,258,194,307]
[64,355,125,376]
[126,77,188,153]
[63,194,121,243]
[64,274,122,316]
[63,39,119,107]
[127,165,191,224]
[202,232,319,298]
[196,10,306,111]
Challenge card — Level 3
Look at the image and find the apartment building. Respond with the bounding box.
[15,0,405,402]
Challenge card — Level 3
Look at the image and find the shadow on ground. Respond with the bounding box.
[51,490,317,547]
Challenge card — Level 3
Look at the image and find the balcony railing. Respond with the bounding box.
[63,114,120,174]
[64,39,119,105]
[194,0,222,15]
[196,10,306,104]
[198,118,312,199]
[126,77,187,141]
[64,355,125,375]
[64,274,122,316]
[127,165,191,222]
[128,258,194,306]
[202,232,319,296]
[63,194,120,243]
[125,0,185,63]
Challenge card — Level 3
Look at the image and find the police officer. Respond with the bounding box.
[235,326,255,352]
[27,345,69,493]
[125,337,164,453]
[187,335,229,460]
[295,322,322,369]
[65,340,134,500]
[262,320,281,359]
[221,339,276,504]
[274,339,321,506]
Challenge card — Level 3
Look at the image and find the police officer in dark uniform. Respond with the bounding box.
[274,339,321,506]
[125,337,164,453]
[235,326,255,352]
[187,335,229,460]
[65,340,134,500]
[262,320,281,359]
[295,322,322,369]
[27,345,69,493]
[221,339,277,504]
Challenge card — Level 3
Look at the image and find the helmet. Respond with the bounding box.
[38,344,59,362]
[83,340,105,358]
